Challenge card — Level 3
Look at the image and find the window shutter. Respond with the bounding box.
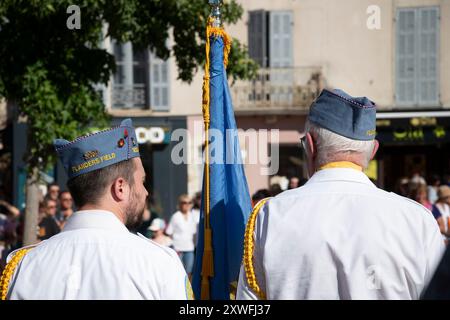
[396,9,416,106]
[269,11,293,68]
[417,7,439,106]
[150,53,170,111]
[269,11,294,105]
[248,10,267,67]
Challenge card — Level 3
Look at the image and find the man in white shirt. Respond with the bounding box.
[0,119,191,300]
[237,89,445,300]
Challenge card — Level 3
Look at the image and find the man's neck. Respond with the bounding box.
[317,161,363,172]
[78,203,126,225]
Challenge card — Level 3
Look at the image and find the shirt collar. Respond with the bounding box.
[62,210,129,233]
[306,167,376,187]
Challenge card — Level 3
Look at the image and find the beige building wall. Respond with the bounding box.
[109,0,449,116]
[227,0,450,109]
[184,0,450,195]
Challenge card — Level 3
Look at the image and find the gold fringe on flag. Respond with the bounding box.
[200,17,232,300]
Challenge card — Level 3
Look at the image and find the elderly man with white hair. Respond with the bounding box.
[237,88,445,300]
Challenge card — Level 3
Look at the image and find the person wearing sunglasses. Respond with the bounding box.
[166,194,197,277]
[57,191,74,229]
[37,198,61,241]
[237,88,444,300]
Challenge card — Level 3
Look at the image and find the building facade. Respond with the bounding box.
[226,0,450,193]
[8,0,450,214]
[100,0,450,202]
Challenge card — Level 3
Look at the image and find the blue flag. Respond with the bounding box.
[192,34,252,300]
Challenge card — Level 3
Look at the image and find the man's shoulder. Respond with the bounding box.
[6,243,41,263]
[375,188,431,212]
[131,233,179,259]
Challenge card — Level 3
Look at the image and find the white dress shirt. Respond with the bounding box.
[7,210,189,300]
[166,211,197,252]
[237,168,445,300]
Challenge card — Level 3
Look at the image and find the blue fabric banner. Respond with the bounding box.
[192,35,252,300]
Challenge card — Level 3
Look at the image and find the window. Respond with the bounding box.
[111,41,170,110]
[248,10,293,68]
[396,7,439,107]
[248,10,294,105]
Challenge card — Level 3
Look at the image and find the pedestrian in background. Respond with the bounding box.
[251,189,271,207]
[432,186,450,244]
[166,194,197,276]
[57,190,74,229]
[288,177,300,189]
[149,218,173,248]
[410,183,432,211]
[428,175,441,204]
[45,183,60,204]
[38,198,60,241]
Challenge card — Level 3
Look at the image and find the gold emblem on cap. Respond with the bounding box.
[83,150,99,161]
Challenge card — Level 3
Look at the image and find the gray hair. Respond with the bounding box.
[305,120,375,169]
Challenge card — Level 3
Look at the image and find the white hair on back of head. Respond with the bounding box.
[305,120,375,169]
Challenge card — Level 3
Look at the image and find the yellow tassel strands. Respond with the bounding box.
[243,198,271,300]
[0,248,32,300]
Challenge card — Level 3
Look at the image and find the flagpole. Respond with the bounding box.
[209,0,222,27]
[200,0,223,300]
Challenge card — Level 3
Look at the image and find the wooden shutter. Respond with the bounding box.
[248,10,267,67]
[269,11,294,105]
[396,7,440,107]
[269,11,293,68]
[417,7,439,106]
[150,53,170,111]
[396,9,416,106]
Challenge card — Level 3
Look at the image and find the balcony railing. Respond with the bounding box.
[112,84,147,109]
[230,67,324,113]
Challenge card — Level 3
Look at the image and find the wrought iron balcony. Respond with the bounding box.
[111,84,147,109]
[230,67,324,114]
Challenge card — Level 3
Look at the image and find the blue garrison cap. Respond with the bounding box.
[308,89,377,141]
[54,119,140,180]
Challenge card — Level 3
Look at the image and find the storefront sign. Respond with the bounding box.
[376,116,450,144]
[135,127,168,144]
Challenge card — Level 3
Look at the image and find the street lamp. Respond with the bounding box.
[208,0,222,28]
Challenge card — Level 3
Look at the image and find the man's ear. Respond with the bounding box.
[306,132,316,159]
[111,177,129,202]
[370,140,379,160]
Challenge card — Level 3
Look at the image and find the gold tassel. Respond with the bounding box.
[201,228,214,276]
[199,16,233,300]
[0,248,32,300]
[243,198,271,300]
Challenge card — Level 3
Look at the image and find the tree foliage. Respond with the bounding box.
[0,0,257,173]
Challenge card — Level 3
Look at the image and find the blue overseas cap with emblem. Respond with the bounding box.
[54,118,140,180]
[308,89,377,141]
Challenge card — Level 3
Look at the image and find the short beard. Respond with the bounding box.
[125,192,145,230]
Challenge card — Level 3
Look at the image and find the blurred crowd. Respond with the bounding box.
[2,173,450,274]
[395,173,450,244]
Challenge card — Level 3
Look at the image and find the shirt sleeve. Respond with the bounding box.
[161,247,192,300]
